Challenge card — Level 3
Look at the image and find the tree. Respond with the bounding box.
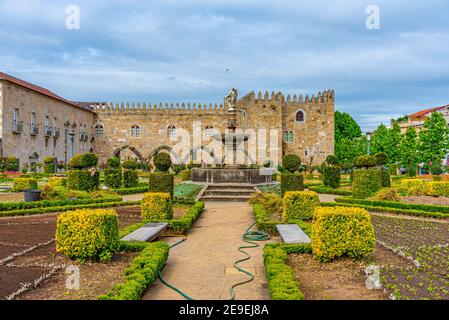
[418,112,449,175]
[371,121,401,164]
[334,111,365,166]
[335,111,363,142]
[399,127,419,176]
[370,124,388,155]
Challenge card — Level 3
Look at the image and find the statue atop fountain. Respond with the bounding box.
[225,87,238,112]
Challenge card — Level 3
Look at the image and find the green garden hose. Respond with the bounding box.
[157,238,195,300]
[229,222,271,300]
[157,222,271,300]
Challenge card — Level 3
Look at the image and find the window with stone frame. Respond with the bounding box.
[296,110,305,123]
[167,125,176,139]
[131,125,141,137]
[95,124,104,137]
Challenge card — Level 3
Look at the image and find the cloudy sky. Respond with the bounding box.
[1,0,448,131]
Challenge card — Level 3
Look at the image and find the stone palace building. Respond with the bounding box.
[0,72,335,167]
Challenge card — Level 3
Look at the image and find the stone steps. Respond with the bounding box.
[200,184,256,202]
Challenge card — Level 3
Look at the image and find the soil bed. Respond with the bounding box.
[401,195,449,206]
[288,244,404,300]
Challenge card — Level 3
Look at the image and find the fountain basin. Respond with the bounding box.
[191,167,273,184]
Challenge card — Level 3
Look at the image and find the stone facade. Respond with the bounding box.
[0,73,335,167]
[0,79,96,166]
[94,90,335,166]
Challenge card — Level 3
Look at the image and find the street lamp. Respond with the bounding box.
[366,132,372,155]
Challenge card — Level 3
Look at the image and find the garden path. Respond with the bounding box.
[142,202,277,300]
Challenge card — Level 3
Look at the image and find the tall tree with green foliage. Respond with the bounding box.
[334,111,365,166]
[399,127,419,176]
[418,112,449,175]
[370,124,388,155]
[371,121,401,164]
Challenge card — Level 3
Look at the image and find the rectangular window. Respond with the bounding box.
[31,112,36,127]
[13,109,19,126]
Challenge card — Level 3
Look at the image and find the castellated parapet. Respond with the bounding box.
[93,90,335,166]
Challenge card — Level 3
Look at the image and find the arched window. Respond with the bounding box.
[205,126,214,138]
[131,125,141,137]
[167,126,176,139]
[296,110,305,123]
[95,124,104,137]
[284,131,289,142]
[288,131,294,142]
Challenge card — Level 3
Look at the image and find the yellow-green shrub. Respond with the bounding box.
[311,206,375,262]
[427,182,449,197]
[400,179,425,189]
[47,177,67,188]
[13,178,38,192]
[283,191,320,221]
[141,192,173,220]
[55,209,119,261]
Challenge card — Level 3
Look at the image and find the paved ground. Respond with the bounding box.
[122,193,145,202]
[318,194,341,203]
[143,202,277,300]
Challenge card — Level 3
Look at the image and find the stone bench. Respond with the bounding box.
[121,222,168,242]
[276,224,311,244]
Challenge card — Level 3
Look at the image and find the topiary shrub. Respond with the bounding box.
[379,169,391,187]
[427,182,449,197]
[374,152,388,166]
[153,153,172,172]
[43,157,56,174]
[283,191,320,221]
[180,169,192,182]
[141,192,173,220]
[311,206,375,262]
[325,155,339,165]
[354,155,377,169]
[56,209,119,261]
[280,173,304,197]
[67,169,100,192]
[47,177,67,188]
[123,169,139,188]
[13,178,38,192]
[122,159,139,170]
[81,153,98,168]
[107,157,121,169]
[148,172,174,198]
[352,169,382,199]
[322,165,341,189]
[69,154,84,169]
[388,163,398,175]
[282,154,301,173]
[104,168,122,189]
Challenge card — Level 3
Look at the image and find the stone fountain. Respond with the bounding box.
[190,88,273,185]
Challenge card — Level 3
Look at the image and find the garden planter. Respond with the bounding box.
[24,189,41,202]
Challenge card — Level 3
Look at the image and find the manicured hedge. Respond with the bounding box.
[322,165,340,189]
[43,164,56,174]
[113,186,149,195]
[308,185,352,196]
[428,182,449,197]
[141,192,173,220]
[123,169,139,188]
[380,170,391,188]
[13,178,38,192]
[99,241,169,300]
[0,200,139,218]
[335,197,449,214]
[56,209,120,261]
[104,168,122,189]
[253,203,311,237]
[0,196,122,212]
[180,169,192,182]
[280,173,304,197]
[67,170,100,192]
[400,179,425,189]
[148,173,174,198]
[47,177,67,188]
[312,206,375,262]
[283,191,320,221]
[352,169,382,199]
[121,201,205,236]
[263,245,305,300]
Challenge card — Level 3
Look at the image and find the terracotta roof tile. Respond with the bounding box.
[409,105,449,119]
